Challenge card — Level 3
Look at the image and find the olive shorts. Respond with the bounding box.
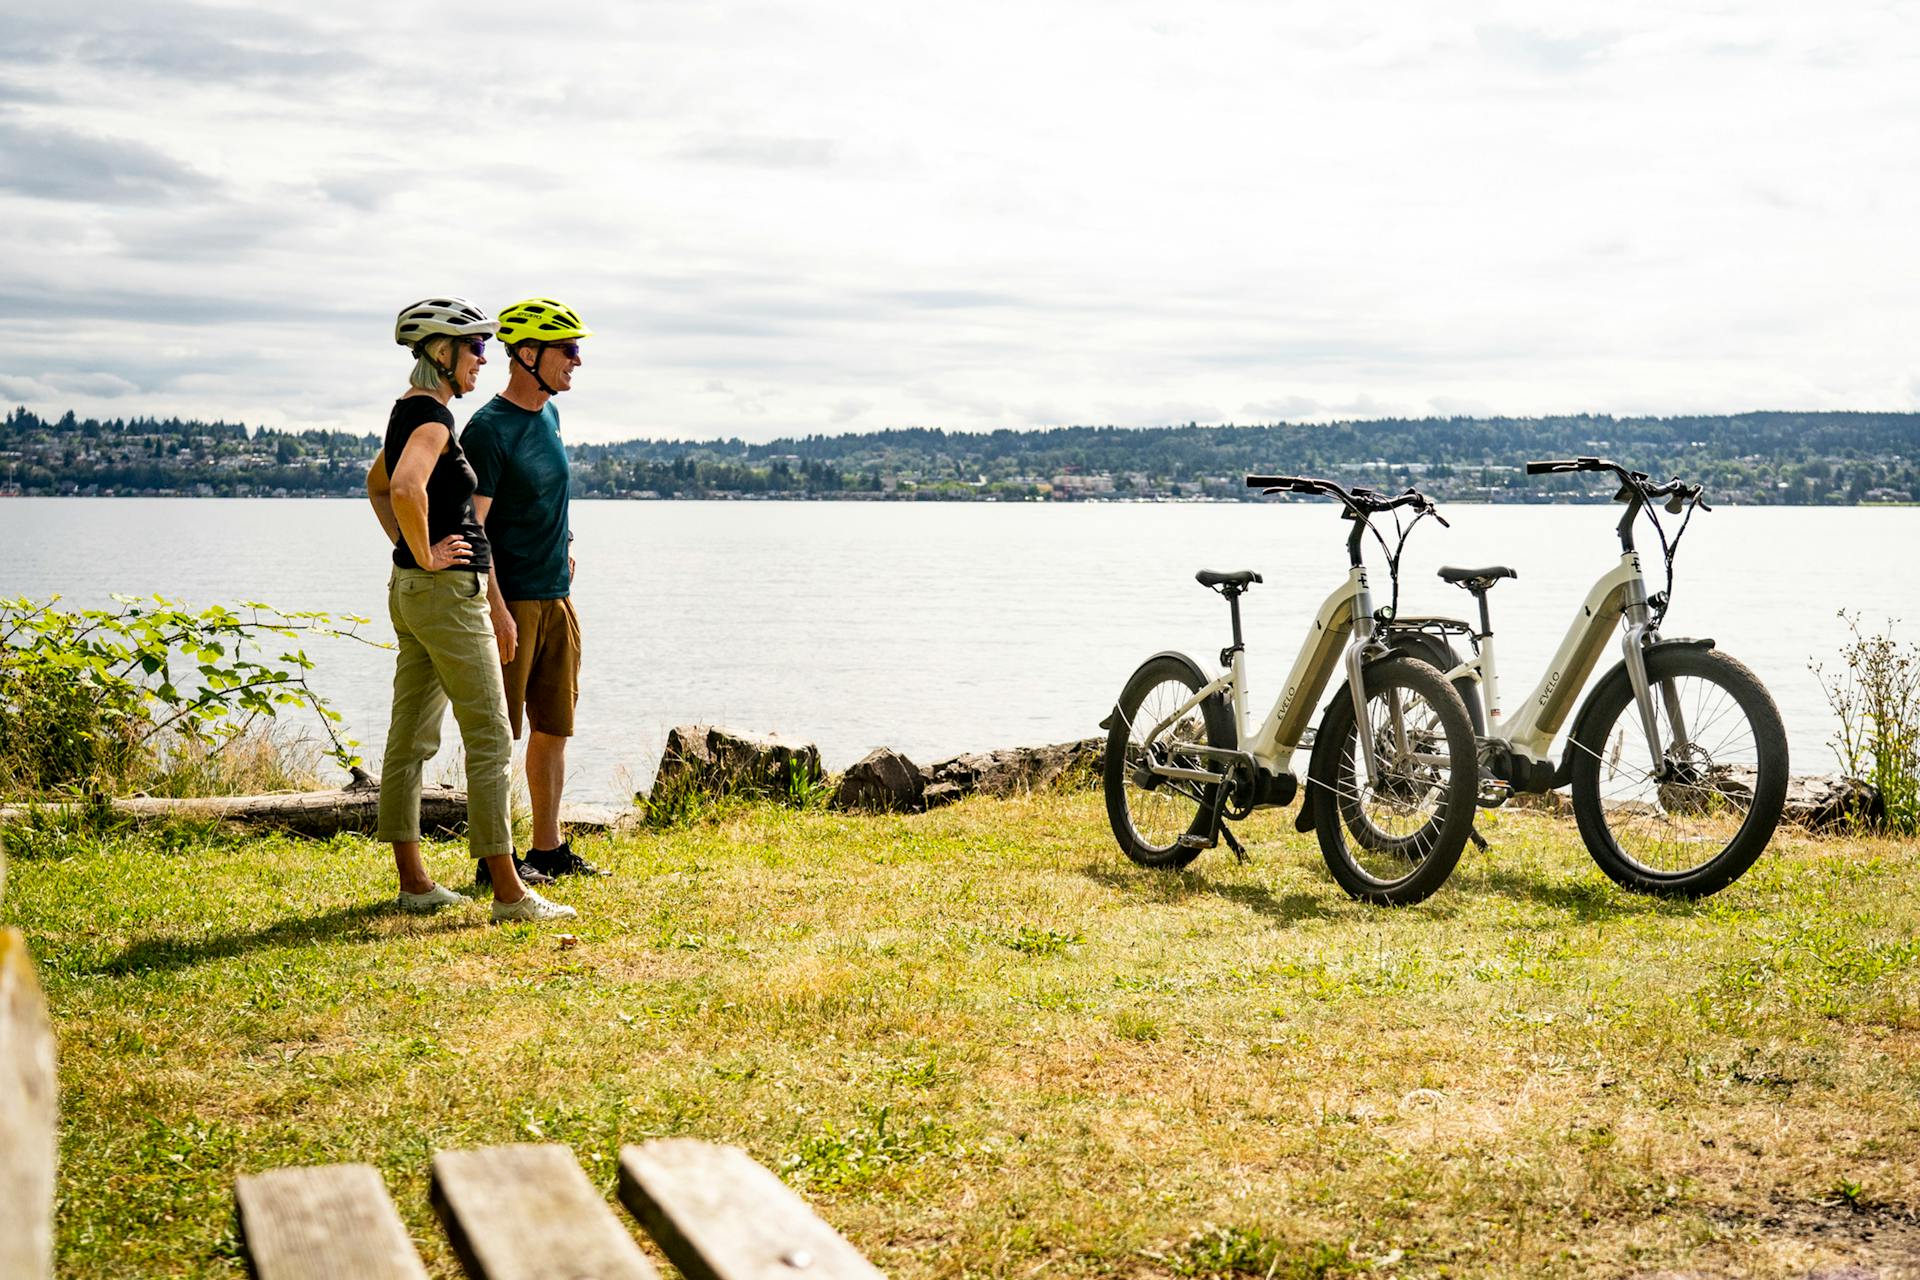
[375,568,514,857]
[501,596,581,739]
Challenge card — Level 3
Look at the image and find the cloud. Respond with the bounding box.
[881,289,1028,311]
[0,283,324,327]
[0,5,357,84]
[0,375,57,402]
[0,1,1908,443]
[46,372,140,398]
[316,171,400,214]
[0,80,58,105]
[1474,24,1618,74]
[0,116,213,202]
[1242,397,1323,422]
[827,396,872,424]
[676,135,839,169]
[109,200,315,261]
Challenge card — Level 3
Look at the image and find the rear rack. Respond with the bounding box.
[1384,615,1481,652]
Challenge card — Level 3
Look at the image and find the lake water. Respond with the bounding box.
[2,498,1910,802]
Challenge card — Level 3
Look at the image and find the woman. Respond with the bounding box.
[367,297,577,922]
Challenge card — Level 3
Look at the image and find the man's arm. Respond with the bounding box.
[366,450,400,546]
[473,493,516,665]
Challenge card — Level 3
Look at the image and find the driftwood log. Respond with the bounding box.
[0,769,640,840]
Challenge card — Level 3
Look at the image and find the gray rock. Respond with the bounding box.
[922,737,1104,799]
[652,725,823,803]
[1782,774,1883,831]
[919,780,966,810]
[832,747,924,812]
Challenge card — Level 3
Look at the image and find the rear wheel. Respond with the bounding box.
[1103,655,1236,869]
[1309,655,1478,906]
[1568,646,1787,898]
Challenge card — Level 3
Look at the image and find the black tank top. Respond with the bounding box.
[383,397,492,573]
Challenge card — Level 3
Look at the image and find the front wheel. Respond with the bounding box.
[1568,646,1788,898]
[1309,655,1479,906]
[1103,654,1236,869]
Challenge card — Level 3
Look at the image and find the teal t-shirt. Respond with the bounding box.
[461,396,572,600]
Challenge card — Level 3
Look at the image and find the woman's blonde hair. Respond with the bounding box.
[408,335,454,392]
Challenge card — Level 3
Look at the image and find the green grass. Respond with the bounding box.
[4,796,1919,1278]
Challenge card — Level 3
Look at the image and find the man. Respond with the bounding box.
[461,296,609,882]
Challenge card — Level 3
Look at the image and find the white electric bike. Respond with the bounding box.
[1101,476,1480,906]
[1382,457,1789,898]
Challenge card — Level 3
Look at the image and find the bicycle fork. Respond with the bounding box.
[1621,615,1692,777]
[1342,619,1398,792]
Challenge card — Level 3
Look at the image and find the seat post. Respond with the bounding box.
[1226,589,1245,650]
[1472,587,1493,639]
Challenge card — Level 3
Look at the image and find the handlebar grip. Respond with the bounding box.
[1525,459,1574,475]
[1245,474,1305,490]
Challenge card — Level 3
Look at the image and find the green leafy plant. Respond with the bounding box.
[785,755,834,808]
[1814,611,1920,833]
[0,594,373,795]
[780,1103,961,1189]
[1001,924,1084,956]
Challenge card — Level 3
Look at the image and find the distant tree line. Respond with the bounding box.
[5,406,1917,504]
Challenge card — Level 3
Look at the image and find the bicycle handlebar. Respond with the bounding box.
[1244,474,1447,523]
[1525,457,1710,510]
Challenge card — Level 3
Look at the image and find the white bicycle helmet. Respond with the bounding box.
[393,297,495,349]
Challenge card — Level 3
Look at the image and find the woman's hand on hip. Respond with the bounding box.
[421,534,473,571]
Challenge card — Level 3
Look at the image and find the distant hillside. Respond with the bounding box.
[5,407,1917,503]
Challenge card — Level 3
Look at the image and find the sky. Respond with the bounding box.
[0,0,1916,445]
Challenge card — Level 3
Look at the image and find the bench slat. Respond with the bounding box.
[618,1139,885,1280]
[432,1143,659,1280]
[0,929,56,1280]
[234,1163,428,1280]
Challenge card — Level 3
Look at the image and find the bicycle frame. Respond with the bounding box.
[1137,561,1431,797]
[1438,546,1689,778]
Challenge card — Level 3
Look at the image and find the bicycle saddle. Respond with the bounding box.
[1195,569,1262,591]
[1438,565,1516,588]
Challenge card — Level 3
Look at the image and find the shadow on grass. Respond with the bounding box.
[88,899,479,977]
[1456,861,1713,922]
[1080,862,1334,925]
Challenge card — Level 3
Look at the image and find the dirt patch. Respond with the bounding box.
[1696,1199,1920,1279]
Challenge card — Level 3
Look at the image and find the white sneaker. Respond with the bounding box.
[490,889,578,923]
[397,883,468,912]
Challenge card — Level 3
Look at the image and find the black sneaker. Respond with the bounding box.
[525,841,611,879]
[476,855,554,889]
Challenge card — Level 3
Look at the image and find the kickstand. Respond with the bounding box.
[1220,824,1248,863]
[1468,822,1489,852]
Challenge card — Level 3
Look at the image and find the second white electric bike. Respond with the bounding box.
[1383,457,1789,899]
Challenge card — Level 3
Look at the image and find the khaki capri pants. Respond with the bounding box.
[375,568,514,857]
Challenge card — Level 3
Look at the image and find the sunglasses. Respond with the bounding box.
[460,336,488,358]
[539,340,582,361]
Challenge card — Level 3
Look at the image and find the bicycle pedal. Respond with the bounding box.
[1176,833,1216,851]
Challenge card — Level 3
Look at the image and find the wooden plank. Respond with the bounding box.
[618,1139,885,1280]
[234,1164,429,1280]
[0,928,56,1280]
[432,1144,658,1280]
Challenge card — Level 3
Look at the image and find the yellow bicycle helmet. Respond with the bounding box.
[496,297,593,347]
